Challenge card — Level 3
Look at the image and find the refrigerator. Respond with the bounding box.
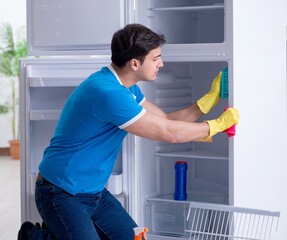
[20,0,287,239]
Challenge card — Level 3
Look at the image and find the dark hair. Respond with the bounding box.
[111,24,166,68]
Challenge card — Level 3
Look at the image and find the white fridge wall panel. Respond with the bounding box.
[232,0,287,239]
[27,0,131,56]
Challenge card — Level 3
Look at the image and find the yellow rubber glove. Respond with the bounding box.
[197,71,222,114]
[206,108,240,138]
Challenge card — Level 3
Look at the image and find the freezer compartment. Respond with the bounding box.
[139,0,225,44]
[146,192,228,237]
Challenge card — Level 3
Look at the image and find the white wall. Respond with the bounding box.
[0,1,26,147]
[233,0,287,239]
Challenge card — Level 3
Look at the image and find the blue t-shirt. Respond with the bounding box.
[39,66,146,195]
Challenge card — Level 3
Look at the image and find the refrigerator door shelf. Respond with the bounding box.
[30,110,61,121]
[24,58,111,87]
[29,174,37,196]
[106,173,123,195]
[29,77,84,87]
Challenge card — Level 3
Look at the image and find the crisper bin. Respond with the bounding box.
[146,194,280,240]
[145,191,228,237]
[185,203,280,240]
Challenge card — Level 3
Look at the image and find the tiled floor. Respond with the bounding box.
[0,156,21,240]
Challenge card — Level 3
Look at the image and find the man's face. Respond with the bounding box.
[136,47,164,82]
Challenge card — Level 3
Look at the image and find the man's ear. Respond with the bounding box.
[130,59,139,71]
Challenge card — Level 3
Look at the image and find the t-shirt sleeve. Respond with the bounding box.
[129,84,146,105]
[96,88,146,129]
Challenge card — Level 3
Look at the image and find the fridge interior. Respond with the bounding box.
[134,2,231,237]
[134,61,278,239]
[137,61,230,238]
[137,0,225,45]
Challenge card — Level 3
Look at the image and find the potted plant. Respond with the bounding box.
[0,22,27,159]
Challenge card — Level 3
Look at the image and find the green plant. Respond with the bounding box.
[0,22,27,140]
[0,103,9,115]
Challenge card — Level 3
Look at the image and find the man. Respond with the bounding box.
[18,23,239,240]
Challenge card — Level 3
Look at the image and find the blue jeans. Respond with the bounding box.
[32,178,137,240]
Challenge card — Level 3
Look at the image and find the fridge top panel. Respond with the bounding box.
[27,0,131,56]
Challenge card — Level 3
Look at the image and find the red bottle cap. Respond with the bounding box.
[175,161,187,164]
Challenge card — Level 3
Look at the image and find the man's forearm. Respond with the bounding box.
[167,103,203,122]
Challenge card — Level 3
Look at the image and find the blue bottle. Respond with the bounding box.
[174,161,188,201]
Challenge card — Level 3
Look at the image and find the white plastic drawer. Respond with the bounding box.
[146,192,228,237]
[146,193,280,239]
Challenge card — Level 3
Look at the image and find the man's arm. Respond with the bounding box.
[124,99,239,143]
[166,104,203,122]
[141,99,203,122]
[124,109,210,143]
[140,69,223,123]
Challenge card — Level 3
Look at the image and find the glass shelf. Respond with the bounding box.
[155,151,228,160]
[151,4,224,12]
